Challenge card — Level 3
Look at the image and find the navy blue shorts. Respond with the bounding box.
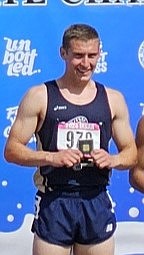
[31,187,116,246]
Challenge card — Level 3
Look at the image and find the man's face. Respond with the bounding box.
[61,38,100,82]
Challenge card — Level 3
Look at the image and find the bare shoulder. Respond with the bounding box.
[19,83,47,108]
[16,83,47,121]
[23,83,46,100]
[105,87,125,101]
[105,87,128,118]
[136,116,144,143]
[137,116,144,128]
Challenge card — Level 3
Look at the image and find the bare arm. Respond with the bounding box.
[4,85,49,166]
[109,89,137,169]
[129,116,144,193]
[91,88,137,170]
[4,85,83,168]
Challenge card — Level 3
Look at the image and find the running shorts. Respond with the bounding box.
[31,187,116,246]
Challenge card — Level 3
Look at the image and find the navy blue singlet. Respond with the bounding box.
[36,80,112,189]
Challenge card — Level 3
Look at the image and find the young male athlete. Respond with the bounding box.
[4,24,137,255]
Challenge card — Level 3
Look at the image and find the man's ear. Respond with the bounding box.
[60,47,67,60]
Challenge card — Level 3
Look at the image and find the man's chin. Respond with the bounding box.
[76,70,91,79]
[79,75,91,82]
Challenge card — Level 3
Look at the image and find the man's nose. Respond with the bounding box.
[81,56,89,66]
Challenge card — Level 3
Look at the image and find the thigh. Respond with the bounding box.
[32,191,76,246]
[77,191,116,244]
[33,233,72,255]
[73,235,115,255]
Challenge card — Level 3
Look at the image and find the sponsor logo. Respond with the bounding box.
[3,105,35,143]
[2,37,40,76]
[95,41,108,73]
[106,223,113,232]
[68,116,88,123]
[0,0,47,7]
[1,0,144,7]
[54,105,67,111]
[62,0,144,6]
[138,40,144,69]
[3,106,18,138]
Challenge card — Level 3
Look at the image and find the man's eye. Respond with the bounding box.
[89,54,97,58]
[74,54,82,58]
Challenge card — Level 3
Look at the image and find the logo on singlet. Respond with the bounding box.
[54,105,67,111]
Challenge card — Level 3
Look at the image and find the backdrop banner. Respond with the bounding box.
[0,1,144,254]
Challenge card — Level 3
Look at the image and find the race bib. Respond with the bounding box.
[57,122,100,150]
